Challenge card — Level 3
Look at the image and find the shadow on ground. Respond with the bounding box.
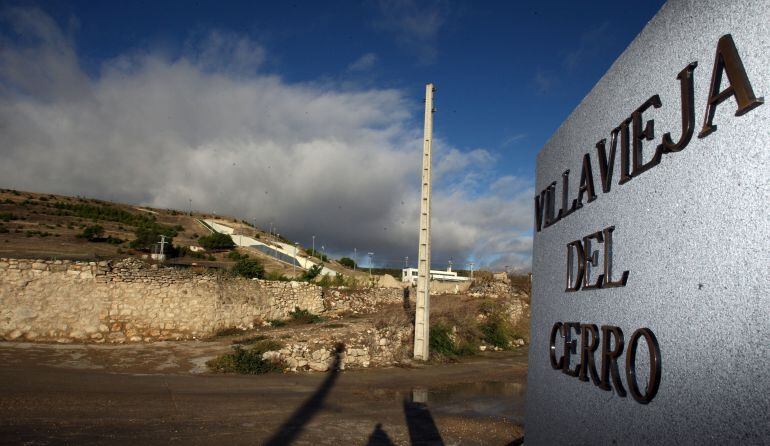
[263,343,519,446]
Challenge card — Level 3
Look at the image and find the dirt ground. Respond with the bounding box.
[0,340,526,445]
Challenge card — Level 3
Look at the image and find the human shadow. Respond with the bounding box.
[365,423,396,446]
[263,343,345,446]
[402,396,444,446]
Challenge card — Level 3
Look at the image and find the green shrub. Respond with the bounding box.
[78,224,104,241]
[268,319,286,327]
[339,257,356,269]
[430,323,458,358]
[480,315,516,349]
[0,224,8,234]
[231,258,265,279]
[430,322,478,359]
[303,264,323,280]
[289,307,322,324]
[198,232,235,250]
[228,251,248,261]
[207,254,216,261]
[206,343,284,374]
[0,212,18,222]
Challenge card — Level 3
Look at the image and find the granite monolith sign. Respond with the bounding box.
[526,0,769,444]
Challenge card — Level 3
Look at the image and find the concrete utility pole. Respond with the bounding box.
[413,83,435,361]
[405,256,409,269]
[353,248,357,271]
[469,262,475,280]
[368,252,374,277]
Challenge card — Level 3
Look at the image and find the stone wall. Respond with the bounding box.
[323,287,405,314]
[0,258,415,344]
[0,258,324,343]
[265,324,413,372]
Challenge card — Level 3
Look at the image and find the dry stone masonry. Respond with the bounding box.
[0,258,401,343]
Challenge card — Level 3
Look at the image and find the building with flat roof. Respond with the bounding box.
[401,267,470,286]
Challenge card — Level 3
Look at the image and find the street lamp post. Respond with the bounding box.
[405,256,409,269]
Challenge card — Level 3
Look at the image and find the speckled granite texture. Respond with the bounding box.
[526,0,769,444]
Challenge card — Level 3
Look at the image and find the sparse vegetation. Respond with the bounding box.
[289,307,323,324]
[215,327,244,337]
[428,297,525,360]
[206,341,284,374]
[232,334,269,345]
[0,212,18,222]
[305,249,329,262]
[265,271,291,281]
[317,273,358,288]
[25,230,52,238]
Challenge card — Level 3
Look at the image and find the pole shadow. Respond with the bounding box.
[402,394,444,446]
[263,343,345,446]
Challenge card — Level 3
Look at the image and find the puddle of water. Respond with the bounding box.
[422,381,526,423]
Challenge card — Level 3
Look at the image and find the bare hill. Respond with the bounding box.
[0,188,356,278]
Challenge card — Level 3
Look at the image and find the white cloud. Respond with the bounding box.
[185,30,266,75]
[0,7,533,270]
[374,0,448,64]
[501,133,527,147]
[347,52,379,71]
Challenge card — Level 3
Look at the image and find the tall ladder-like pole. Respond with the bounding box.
[413,83,435,360]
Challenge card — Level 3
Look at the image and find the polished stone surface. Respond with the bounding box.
[527,0,769,444]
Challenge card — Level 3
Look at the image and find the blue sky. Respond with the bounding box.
[0,0,665,270]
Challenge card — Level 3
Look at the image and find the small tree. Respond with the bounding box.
[339,257,356,269]
[78,225,104,241]
[231,258,265,279]
[198,232,235,250]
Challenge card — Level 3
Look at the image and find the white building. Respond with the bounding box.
[401,266,470,286]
